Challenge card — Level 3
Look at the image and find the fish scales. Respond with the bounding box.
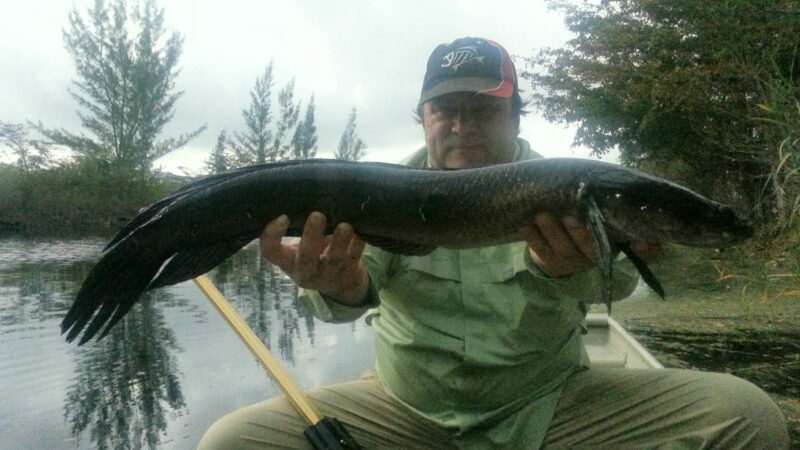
[61,158,753,344]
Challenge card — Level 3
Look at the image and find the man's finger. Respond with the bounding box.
[295,212,326,275]
[324,223,352,265]
[520,225,553,262]
[347,233,366,262]
[561,215,597,261]
[260,215,295,268]
[535,213,577,257]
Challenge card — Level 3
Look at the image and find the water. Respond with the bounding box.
[0,238,375,450]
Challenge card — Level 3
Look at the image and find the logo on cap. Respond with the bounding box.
[440,45,486,72]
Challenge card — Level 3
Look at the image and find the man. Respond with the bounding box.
[199,37,789,449]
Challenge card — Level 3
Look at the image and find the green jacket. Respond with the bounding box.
[299,138,639,448]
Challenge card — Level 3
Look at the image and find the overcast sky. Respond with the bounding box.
[0,0,609,175]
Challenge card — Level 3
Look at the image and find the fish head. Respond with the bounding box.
[591,176,753,248]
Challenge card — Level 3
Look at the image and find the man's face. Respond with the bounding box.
[422,92,518,169]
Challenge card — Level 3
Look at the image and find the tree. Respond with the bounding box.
[34,0,205,179]
[0,121,52,173]
[335,107,367,161]
[272,78,301,160]
[523,0,800,220]
[204,130,230,174]
[232,63,274,165]
[232,65,300,165]
[291,94,318,159]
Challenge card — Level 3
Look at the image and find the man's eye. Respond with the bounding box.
[476,104,501,113]
[432,105,456,118]
[467,107,496,117]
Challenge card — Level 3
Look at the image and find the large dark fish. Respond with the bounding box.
[62,158,752,345]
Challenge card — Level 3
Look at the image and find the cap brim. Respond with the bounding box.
[419,77,513,105]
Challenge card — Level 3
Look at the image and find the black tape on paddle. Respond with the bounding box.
[304,417,362,450]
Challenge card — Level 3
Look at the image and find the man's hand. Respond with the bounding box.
[519,212,662,278]
[260,212,369,305]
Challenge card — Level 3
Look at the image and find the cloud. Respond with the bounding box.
[1,0,604,174]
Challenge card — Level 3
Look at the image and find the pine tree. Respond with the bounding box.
[291,94,318,159]
[335,107,367,161]
[232,65,301,165]
[271,78,300,161]
[33,0,205,179]
[204,130,230,174]
[232,62,275,165]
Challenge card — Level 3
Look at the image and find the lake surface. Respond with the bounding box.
[0,238,375,450]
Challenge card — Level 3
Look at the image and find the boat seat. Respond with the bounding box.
[583,313,663,369]
[585,344,628,368]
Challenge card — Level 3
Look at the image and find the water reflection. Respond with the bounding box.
[0,241,97,334]
[66,293,186,450]
[208,244,312,365]
[0,238,374,449]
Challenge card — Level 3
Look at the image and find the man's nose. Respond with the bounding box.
[450,111,476,135]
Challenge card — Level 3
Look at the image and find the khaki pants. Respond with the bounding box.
[197,368,790,449]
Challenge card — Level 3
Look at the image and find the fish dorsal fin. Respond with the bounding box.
[104,165,273,250]
[106,160,418,251]
[359,233,436,256]
[147,235,256,290]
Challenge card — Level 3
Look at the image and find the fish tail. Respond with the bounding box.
[61,240,167,345]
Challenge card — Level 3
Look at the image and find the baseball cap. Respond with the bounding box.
[419,37,517,105]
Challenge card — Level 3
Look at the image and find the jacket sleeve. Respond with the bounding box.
[297,244,395,323]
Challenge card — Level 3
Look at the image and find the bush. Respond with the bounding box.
[0,161,185,237]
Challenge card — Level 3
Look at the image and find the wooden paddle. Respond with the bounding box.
[193,274,360,449]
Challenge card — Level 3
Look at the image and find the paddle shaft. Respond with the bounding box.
[193,275,322,424]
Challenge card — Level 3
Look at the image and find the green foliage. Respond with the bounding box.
[0,121,53,173]
[0,161,183,236]
[291,94,318,159]
[753,74,800,233]
[33,0,205,179]
[335,107,367,161]
[524,0,800,220]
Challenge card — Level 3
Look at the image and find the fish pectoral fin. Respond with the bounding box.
[148,235,257,290]
[619,243,666,300]
[358,233,437,256]
[577,184,666,305]
[578,184,613,309]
